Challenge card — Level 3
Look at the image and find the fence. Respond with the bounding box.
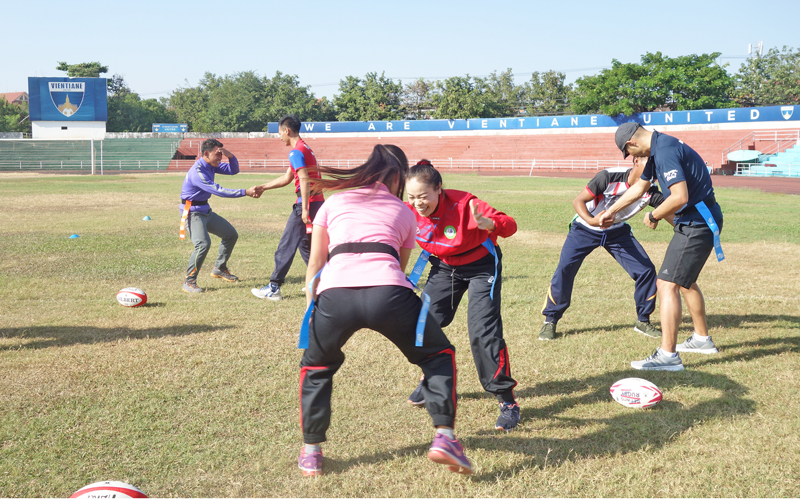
[169,158,631,173]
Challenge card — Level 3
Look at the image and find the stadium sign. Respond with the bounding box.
[28,77,108,122]
[152,123,188,133]
[266,104,799,134]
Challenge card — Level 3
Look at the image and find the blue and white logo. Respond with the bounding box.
[48,81,85,117]
[781,106,794,120]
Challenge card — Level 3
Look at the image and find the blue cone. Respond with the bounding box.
[142,216,152,221]
[69,234,80,239]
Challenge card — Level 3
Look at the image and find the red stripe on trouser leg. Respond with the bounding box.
[299,366,327,433]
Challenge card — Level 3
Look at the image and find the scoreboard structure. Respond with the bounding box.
[28,77,108,139]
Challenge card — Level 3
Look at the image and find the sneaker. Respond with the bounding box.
[676,333,719,354]
[298,448,322,476]
[631,348,684,371]
[252,283,281,300]
[538,322,556,341]
[210,267,239,282]
[408,378,426,407]
[634,321,662,338]
[183,279,203,293]
[428,433,473,474]
[495,402,521,431]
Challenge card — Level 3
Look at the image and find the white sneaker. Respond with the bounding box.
[631,348,684,371]
[252,283,282,300]
[676,333,719,354]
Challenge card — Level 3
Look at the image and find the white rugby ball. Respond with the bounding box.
[70,481,147,498]
[610,377,662,409]
[116,287,147,308]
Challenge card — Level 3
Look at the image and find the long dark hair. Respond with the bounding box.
[313,144,409,198]
[408,159,443,190]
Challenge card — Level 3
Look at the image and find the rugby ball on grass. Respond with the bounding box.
[116,287,147,307]
[610,377,662,409]
[70,481,147,498]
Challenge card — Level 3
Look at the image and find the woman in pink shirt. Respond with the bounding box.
[296,145,472,477]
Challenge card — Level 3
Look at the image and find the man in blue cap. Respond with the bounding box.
[599,123,724,371]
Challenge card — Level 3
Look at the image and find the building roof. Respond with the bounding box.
[0,92,29,104]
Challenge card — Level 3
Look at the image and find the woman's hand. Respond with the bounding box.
[469,199,496,232]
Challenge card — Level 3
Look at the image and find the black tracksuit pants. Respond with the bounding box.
[423,248,517,403]
[300,285,457,444]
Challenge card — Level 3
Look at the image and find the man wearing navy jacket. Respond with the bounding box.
[600,123,724,371]
[179,139,259,293]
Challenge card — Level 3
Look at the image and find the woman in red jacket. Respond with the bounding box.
[405,160,520,431]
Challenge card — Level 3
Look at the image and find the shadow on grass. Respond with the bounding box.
[0,324,235,351]
[550,312,800,338]
[323,368,755,480]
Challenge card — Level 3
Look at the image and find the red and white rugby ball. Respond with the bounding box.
[610,377,662,409]
[116,287,147,307]
[70,481,147,498]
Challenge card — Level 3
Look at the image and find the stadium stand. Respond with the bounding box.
[0,140,94,171]
[101,138,178,171]
[0,138,178,171]
[166,129,768,174]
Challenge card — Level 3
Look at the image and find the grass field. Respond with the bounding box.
[1,172,799,497]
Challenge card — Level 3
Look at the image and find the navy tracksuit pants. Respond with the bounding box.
[270,200,324,286]
[542,223,657,324]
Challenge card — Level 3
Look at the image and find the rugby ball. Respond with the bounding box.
[610,377,662,409]
[116,287,147,308]
[70,481,147,498]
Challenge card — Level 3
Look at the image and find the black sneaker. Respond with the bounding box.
[538,322,556,341]
[495,402,521,431]
[408,378,426,407]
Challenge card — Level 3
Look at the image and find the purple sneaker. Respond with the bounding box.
[298,448,322,476]
[428,433,473,474]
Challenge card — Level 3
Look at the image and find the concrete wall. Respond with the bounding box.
[33,121,106,140]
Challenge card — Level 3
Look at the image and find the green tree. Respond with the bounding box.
[106,74,177,132]
[0,97,30,134]
[56,61,108,78]
[400,78,433,119]
[519,70,573,116]
[572,52,734,115]
[485,68,519,117]
[429,75,498,119]
[333,72,402,121]
[165,71,330,132]
[734,46,800,106]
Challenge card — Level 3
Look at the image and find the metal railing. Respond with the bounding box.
[170,158,630,172]
[735,162,800,177]
[0,159,170,171]
[721,130,800,165]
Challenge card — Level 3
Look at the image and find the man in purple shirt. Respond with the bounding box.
[180,139,259,293]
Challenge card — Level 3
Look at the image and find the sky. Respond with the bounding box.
[4,0,800,101]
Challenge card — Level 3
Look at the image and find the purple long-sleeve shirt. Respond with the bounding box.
[179,156,245,213]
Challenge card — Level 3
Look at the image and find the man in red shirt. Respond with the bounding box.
[252,115,325,301]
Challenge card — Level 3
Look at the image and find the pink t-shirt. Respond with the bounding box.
[314,183,416,293]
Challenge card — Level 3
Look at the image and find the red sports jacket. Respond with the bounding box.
[406,189,517,266]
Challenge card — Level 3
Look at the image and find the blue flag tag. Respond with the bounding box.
[415,292,431,347]
[481,239,499,300]
[695,201,724,262]
[408,249,431,289]
[298,267,325,349]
